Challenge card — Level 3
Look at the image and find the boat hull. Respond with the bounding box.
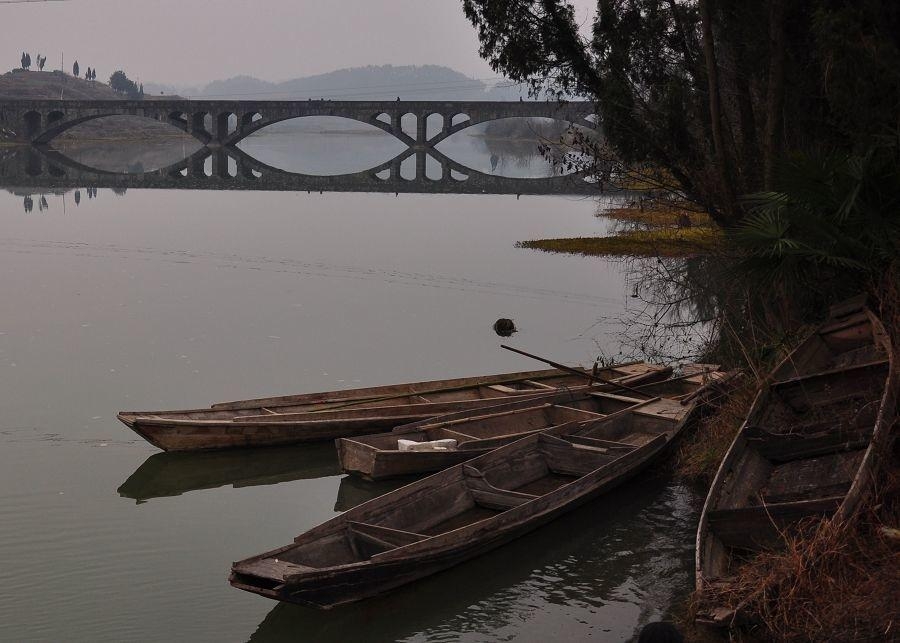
[230,398,695,608]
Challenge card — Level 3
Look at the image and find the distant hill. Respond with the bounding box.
[0,69,124,100]
[144,64,528,101]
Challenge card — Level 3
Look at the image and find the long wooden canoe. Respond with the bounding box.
[337,370,725,480]
[230,397,696,608]
[118,362,671,452]
[695,298,898,626]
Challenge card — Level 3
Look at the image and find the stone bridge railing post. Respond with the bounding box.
[211,150,229,178]
[415,151,426,180]
[416,112,427,148]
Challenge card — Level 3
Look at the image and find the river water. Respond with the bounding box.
[0,123,698,642]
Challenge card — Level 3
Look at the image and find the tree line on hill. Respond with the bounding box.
[16,52,143,99]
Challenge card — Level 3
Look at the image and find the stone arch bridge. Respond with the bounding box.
[0,98,597,148]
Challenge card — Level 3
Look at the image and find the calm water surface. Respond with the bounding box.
[0,129,698,642]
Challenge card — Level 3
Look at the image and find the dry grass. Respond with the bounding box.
[676,378,756,485]
[699,454,900,641]
[518,197,719,258]
[517,227,721,258]
[602,202,713,228]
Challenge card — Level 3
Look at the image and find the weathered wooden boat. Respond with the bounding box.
[695,298,898,626]
[230,397,696,608]
[337,370,725,480]
[118,362,670,452]
[336,390,648,480]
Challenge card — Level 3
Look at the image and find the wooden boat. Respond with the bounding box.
[337,390,648,480]
[230,397,696,608]
[337,370,725,480]
[118,362,670,452]
[695,298,898,626]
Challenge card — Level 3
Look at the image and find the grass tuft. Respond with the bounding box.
[517,227,720,258]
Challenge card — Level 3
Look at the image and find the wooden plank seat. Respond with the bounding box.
[230,558,311,590]
[347,522,429,558]
[707,495,843,552]
[563,435,638,452]
[538,433,622,476]
[522,380,558,390]
[587,391,646,404]
[745,425,874,462]
[463,465,538,510]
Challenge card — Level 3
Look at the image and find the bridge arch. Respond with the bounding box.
[10,99,598,150]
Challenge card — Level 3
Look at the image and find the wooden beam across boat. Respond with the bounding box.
[229,399,697,609]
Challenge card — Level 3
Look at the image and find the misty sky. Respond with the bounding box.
[2,0,595,86]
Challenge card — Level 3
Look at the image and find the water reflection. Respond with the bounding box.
[247,474,698,643]
[118,442,341,502]
[1,143,598,197]
[333,475,410,512]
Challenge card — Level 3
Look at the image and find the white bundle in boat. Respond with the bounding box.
[397,439,458,452]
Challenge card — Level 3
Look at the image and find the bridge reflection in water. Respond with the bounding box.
[0,145,602,196]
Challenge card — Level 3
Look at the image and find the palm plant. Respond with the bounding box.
[730,142,900,322]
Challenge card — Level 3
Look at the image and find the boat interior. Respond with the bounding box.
[704,362,886,559]
[343,393,648,452]
[776,309,884,380]
[235,411,680,579]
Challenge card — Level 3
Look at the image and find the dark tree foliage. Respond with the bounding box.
[72,61,79,78]
[462,1,900,225]
[108,70,141,98]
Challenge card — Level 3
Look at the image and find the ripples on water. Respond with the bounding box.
[0,132,700,642]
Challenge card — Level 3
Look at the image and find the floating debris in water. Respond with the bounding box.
[493,318,517,337]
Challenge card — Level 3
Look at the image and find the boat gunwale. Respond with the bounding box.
[209,363,654,411]
[117,363,666,423]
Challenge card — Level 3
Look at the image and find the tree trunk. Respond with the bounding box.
[699,0,737,222]
[764,0,786,190]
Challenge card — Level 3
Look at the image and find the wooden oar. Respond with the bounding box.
[500,345,654,398]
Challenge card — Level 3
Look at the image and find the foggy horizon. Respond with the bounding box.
[2,0,595,88]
